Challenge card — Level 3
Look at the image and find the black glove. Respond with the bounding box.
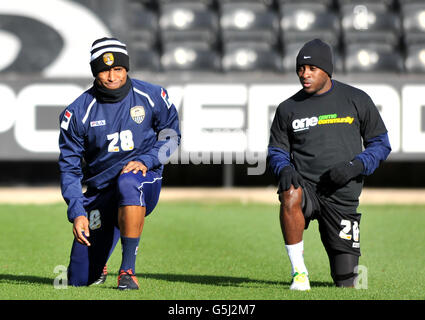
[325,159,364,188]
[278,166,304,192]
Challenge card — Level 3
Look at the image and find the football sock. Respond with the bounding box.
[120,236,140,274]
[285,241,308,275]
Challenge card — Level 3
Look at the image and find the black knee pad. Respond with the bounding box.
[329,252,359,287]
[332,272,357,287]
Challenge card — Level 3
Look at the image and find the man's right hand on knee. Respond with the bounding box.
[279,166,304,192]
[73,215,91,246]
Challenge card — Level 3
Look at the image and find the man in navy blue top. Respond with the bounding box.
[59,37,180,290]
[268,39,391,290]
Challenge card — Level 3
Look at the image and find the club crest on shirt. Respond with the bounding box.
[130,106,145,124]
[103,52,114,66]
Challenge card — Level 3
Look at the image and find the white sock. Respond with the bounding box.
[285,241,308,275]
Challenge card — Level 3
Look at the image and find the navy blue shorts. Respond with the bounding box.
[67,170,162,286]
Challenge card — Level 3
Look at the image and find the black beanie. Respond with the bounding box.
[90,37,130,76]
[296,39,333,77]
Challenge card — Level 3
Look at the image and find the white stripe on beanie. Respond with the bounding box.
[90,38,128,62]
[91,39,126,51]
[90,47,128,61]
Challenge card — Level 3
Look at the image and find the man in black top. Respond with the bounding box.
[267,39,391,290]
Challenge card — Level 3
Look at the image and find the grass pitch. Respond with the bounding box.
[0,201,424,301]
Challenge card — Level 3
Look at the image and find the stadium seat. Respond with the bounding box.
[405,43,425,73]
[129,44,161,71]
[159,0,214,5]
[219,2,280,46]
[398,0,425,3]
[158,2,219,46]
[222,42,283,72]
[160,42,221,71]
[340,3,401,46]
[282,42,343,74]
[344,43,404,73]
[133,0,159,6]
[217,0,274,5]
[400,2,425,45]
[277,0,334,6]
[279,3,340,48]
[336,0,395,7]
[127,2,158,48]
[282,42,304,73]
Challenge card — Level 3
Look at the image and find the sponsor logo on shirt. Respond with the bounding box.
[90,120,106,127]
[292,113,354,132]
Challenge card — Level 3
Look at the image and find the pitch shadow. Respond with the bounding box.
[0,274,53,285]
[140,273,334,288]
[0,273,334,289]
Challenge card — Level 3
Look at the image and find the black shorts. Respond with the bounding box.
[302,183,362,256]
